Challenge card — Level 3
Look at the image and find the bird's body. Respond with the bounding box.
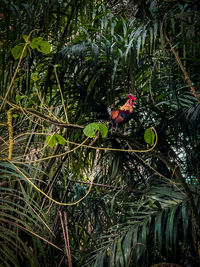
[93,94,136,127]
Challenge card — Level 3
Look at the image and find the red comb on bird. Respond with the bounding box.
[128,94,136,101]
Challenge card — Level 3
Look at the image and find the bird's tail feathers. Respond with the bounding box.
[93,100,111,119]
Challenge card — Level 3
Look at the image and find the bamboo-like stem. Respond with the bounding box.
[59,211,72,266]
[64,212,72,267]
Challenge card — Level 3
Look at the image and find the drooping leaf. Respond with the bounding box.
[83,123,108,138]
[46,134,66,148]
[11,43,27,60]
[144,127,155,146]
[54,133,67,146]
[30,37,51,54]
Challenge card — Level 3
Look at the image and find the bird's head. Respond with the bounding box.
[128,94,136,106]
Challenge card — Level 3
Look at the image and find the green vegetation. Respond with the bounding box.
[0,0,200,266]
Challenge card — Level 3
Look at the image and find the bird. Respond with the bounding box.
[110,94,136,126]
[93,94,136,129]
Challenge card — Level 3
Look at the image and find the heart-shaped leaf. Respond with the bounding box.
[83,123,108,138]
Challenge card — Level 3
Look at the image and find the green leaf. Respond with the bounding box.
[46,134,67,148]
[16,94,25,104]
[54,134,67,146]
[46,135,57,148]
[83,123,108,138]
[11,43,27,60]
[144,127,155,146]
[30,37,51,54]
[22,34,29,42]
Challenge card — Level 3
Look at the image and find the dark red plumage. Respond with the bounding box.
[110,94,136,125]
[93,94,136,126]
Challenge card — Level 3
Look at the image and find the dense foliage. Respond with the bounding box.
[0,0,200,266]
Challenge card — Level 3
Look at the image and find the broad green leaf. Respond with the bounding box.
[144,127,155,146]
[83,123,108,138]
[46,134,66,148]
[11,43,27,60]
[54,133,67,146]
[97,123,108,138]
[46,135,57,148]
[30,37,51,54]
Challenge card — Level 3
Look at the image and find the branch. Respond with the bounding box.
[0,97,84,130]
[24,108,84,129]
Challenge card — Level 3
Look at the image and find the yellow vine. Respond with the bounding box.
[67,127,158,154]
[7,127,157,206]
[9,161,93,206]
[11,127,158,164]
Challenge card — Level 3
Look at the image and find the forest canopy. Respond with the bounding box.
[0,0,200,266]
